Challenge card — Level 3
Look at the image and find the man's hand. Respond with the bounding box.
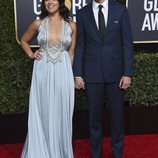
[75,77,85,89]
[119,76,132,89]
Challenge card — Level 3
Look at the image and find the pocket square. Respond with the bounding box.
[114,20,119,24]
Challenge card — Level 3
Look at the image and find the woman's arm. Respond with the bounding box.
[20,20,41,59]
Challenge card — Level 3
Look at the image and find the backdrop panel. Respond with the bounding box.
[14,0,91,46]
[127,0,158,43]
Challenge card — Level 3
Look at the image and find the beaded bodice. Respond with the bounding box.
[37,17,72,63]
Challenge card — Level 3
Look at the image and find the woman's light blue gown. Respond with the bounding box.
[21,17,74,158]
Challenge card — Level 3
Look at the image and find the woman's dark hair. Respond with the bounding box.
[40,0,71,22]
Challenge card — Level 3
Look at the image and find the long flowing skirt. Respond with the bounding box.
[21,51,74,158]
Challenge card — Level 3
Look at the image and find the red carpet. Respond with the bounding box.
[0,134,158,158]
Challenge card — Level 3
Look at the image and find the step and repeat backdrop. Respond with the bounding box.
[14,0,90,46]
[14,0,158,46]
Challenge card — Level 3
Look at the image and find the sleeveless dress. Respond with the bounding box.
[21,17,74,158]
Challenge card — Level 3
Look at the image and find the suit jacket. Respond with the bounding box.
[73,0,134,83]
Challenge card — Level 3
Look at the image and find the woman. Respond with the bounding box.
[20,0,76,157]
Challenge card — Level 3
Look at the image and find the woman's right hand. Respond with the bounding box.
[30,49,43,60]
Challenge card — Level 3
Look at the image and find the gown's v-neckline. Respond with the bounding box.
[46,17,64,46]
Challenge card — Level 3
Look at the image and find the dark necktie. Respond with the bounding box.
[98,5,106,38]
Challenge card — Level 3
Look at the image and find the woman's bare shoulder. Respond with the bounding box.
[69,20,76,31]
[30,19,43,30]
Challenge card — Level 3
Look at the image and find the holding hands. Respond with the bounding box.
[75,76,132,90]
[75,77,85,89]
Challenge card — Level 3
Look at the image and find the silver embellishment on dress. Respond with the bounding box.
[46,17,65,63]
[37,17,72,63]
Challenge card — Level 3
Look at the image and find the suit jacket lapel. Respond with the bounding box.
[86,2,101,41]
[103,0,114,40]
[85,0,115,42]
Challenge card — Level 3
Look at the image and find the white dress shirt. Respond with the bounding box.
[92,0,109,28]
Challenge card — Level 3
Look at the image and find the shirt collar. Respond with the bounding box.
[93,0,108,10]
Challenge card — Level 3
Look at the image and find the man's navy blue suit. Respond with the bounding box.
[73,0,134,157]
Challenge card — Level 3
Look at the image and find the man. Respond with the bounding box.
[73,0,134,157]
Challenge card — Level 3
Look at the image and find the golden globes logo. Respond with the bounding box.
[65,0,71,10]
[65,0,89,21]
